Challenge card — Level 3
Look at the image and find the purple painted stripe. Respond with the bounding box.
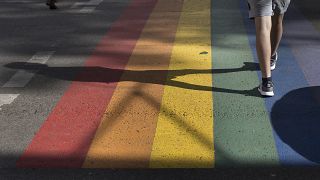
[284,3,320,86]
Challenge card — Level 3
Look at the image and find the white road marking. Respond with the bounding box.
[2,51,54,88]
[72,0,103,8]
[71,2,86,8]
[2,71,35,88]
[0,94,19,110]
[79,6,97,13]
[1,0,33,3]
[86,0,103,6]
[71,0,103,13]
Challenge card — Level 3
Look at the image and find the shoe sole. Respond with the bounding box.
[271,64,276,71]
[271,53,277,71]
[258,87,274,97]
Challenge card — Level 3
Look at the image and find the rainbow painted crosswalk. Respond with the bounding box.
[13,0,320,168]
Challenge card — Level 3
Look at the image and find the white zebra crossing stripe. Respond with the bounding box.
[2,51,54,88]
[71,0,103,8]
[71,0,103,13]
[86,0,103,6]
[0,94,19,110]
[71,2,86,8]
[1,0,33,3]
[28,51,55,64]
[79,6,97,13]
[2,71,35,88]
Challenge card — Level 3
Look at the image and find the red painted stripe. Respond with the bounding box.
[16,0,158,168]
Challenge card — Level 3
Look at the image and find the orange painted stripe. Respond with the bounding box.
[83,0,183,168]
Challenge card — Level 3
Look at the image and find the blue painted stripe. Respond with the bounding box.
[239,1,318,166]
[284,3,320,86]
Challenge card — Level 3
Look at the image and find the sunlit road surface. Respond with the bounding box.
[1,0,320,179]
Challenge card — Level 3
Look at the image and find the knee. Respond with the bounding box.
[255,16,272,34]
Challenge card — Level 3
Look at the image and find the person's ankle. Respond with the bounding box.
[262,77,272,84]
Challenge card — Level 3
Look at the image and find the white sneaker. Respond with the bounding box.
[258,81,274,97]
[271,52,278,71]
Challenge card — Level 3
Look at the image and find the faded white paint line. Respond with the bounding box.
[79,6,97,13]
[0,94,19,110]
[28,51,55,64]
[1,0,33,3]
[71,2,86,8]
[72,0,103,8]
[86,0,103,6]
[2,51,54,88]
[2,71,35,88]
[71,0,103,12]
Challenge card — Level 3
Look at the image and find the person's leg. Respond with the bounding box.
[271,14,284,57]
[270,0,291,70]
[248,0,274,96]
[255,16,274,96]
[255,16,272,79]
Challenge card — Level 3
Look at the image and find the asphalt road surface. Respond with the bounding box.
[1,0,320,179]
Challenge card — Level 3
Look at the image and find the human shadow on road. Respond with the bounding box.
[271,86,320,164]
[5,62,260,97]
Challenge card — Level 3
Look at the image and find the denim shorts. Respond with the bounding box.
[247,0,291,18]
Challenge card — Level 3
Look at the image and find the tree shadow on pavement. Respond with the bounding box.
[5,61,260,97]
[271,86,320,164]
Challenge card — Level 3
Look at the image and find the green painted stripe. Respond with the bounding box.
[211,0,279,167]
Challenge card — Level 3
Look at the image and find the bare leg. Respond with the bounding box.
[271,14,284,56]
[255,16,272,78]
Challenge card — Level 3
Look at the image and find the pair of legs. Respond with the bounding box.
[248,0,291,96]
[46,0,57,9]
[255,14,284,79]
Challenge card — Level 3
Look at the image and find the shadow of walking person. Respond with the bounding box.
[4,61,260,97]
[271,86,320,164]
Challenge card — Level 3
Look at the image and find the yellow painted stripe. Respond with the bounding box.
[82,0,183,168]
[149,0,214,168]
